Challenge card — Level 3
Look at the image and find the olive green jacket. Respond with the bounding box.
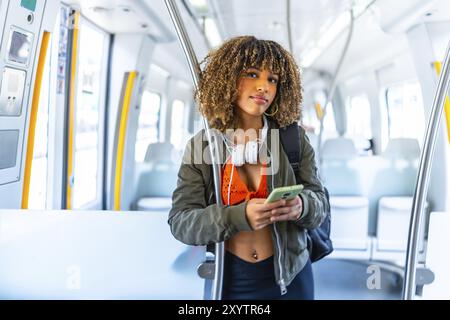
[168,119,328,293]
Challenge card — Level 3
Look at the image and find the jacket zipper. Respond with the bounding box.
[273,222,287,295]
[270,165,287,295]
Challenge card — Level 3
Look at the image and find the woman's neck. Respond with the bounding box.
[235,111,264,132]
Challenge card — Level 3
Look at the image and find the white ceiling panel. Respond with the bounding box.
[211,0,450,75]
[69,0,450,83]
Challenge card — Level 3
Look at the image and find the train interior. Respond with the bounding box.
[0,0,449,299]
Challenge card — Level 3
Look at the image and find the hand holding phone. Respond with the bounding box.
[245,185,304,230]
[265,185,304,204]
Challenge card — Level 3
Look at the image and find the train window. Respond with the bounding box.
[72,18,108,209]
[135,91,161,162]
[303,90,337,140]
[346,94,372,138]
[28,37,52,209]
[385,82,425,144]
[170,99,186,150]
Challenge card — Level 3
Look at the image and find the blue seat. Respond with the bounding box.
[133,142,180,210]
[321,138,370,258]
[321,137,363,195]
[372,138,423,262]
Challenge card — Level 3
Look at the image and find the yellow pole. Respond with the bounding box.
[315,102,324,120]
[66,11,80,209]
[114,72,137,210]
[21,31,51,209]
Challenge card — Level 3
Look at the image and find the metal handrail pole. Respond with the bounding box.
[403,41,450,300]
[165,0,224,300]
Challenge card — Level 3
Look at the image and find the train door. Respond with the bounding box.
[69,15,109,210]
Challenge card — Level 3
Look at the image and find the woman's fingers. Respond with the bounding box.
[263,199,286,210]
[252,199,285,213]
[253,210,274,226]
[271,206,292,216]
[271,211,297,222]
[285,196,300,206]
[254,220,272,230]
[270,204,302,222]
[248,197,303,227]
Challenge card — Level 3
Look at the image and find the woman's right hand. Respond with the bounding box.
[245,198,286,230]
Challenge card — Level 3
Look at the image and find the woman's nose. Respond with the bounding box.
[256,80,269,92]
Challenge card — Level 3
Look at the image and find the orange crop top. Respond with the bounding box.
[221,163,268,205]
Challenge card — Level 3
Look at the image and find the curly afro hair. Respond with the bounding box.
[195,36,302,132]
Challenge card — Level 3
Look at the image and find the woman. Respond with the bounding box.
[168,36,327,300]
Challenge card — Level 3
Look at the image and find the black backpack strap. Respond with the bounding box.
[279,122,301,183]
[281,123,333,263]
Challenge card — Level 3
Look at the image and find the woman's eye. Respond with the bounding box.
[269,77,278,84]
[246,72,258,78]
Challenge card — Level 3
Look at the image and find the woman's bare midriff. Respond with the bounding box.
[225,163,274,263]
[226,228,274,262]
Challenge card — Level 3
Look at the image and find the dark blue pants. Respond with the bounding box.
[222,251,314,300]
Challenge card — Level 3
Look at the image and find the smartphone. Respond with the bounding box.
[265,184,304,204]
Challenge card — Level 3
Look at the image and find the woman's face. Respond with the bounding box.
[235,67,279,118]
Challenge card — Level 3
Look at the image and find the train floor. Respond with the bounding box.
[201,257,403,300]
[313,259,402,300]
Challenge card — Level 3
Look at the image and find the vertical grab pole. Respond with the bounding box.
[22,31,51,209]
[403,41,450,300]
[164,0,224,300]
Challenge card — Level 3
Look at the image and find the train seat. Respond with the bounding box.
[322,137,358,160]
[383,138,421,160]
[372,196,427,262]
[136,197,173,211]
[369,139,422,262]
[321,137,370,258]
[144,142,179,163]
[133,142,179,210]
[321,137,364,195]
[328,196,371,259]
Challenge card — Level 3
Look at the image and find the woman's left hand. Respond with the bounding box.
[270,195,303,222]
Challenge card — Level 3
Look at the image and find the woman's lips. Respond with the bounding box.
[251,96,268,105]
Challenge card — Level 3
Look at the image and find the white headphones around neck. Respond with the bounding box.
[223,116,268,166]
